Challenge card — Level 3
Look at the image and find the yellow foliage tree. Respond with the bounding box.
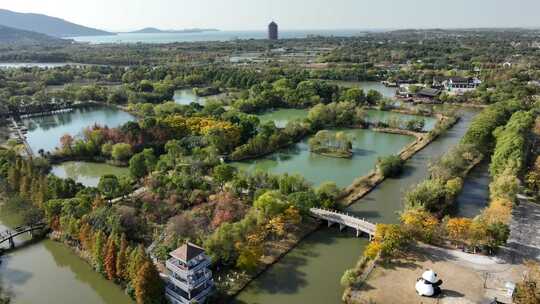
[445,218,472,246]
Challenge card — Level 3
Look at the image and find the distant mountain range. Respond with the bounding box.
[0,9,113,37]
[0,24,71,45]
[126,27,220,34]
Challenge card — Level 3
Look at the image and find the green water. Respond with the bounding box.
[0,213,133,304]
[234,109,479,304]
[257,108,437,132]
[325,81,397,98]
[365,109,437,132]
[233,129,415,188]
[173,89,226,105]
[173,89,206,105]
[22,105,135,153]
[258,109,309,128]
[51,161,130,188]
[454,160,491,218]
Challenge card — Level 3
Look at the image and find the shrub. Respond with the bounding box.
[377,155,404,177]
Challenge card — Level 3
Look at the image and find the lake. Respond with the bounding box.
[51,161,130,188]
[233,128,415,188]
[325,80,398,98]
[21,105,135,153]
[70,30,371,44]
[257,108,438,131]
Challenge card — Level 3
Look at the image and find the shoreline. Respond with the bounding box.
[339,115,456,206]
[228,114,455,300]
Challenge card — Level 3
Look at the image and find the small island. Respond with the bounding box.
[309,130,353,158]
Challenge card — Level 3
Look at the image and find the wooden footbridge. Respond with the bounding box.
[10,117,34,157]
[310,208,376,239]
[0,223,47,249]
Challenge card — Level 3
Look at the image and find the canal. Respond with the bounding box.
[233,108,479,304]
[0,211,133,304]
[454,160,491,218]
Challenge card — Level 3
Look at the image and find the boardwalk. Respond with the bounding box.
[0,223,46,249]
[10,117,34,157]
[310,208,376,238]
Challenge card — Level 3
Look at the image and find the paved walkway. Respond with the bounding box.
[507,196,540,260]
[110,186,146,204]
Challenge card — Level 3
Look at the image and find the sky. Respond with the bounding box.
[0,0,539,32]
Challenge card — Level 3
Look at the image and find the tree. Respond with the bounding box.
[213,164,236,190]
[98,175,120,201]
[341,269,357,287]
[111,143,132,162]
[377,155,404,177]
[116,234,129,281]
[316,182,340,208]
[128,245,146,282]
[253,191,288,218]
[129,153,147,180]
[93,230,106,272]
[104,234,117,280]
[79,223,93,251]
[59,134,74,154]
[134,261,165,304]
[445,218,472,247]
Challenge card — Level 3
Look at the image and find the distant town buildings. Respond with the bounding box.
[165,243,214,304]
[268,21,278,40]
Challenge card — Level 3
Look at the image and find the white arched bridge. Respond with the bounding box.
[0,223,47,249]
[310,208,376,239]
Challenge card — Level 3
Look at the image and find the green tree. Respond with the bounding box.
[213,164,236,190]
[98,175,120,201]
[111,143,132,162]
[129,153,147,180]
[93,230,106,272]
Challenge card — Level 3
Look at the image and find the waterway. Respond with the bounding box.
[233,108,479,304]
[21,105,135,153]
[0,211,133,304]
[454,161,491,218]
[51,161,130,188]
[233,129,415,188]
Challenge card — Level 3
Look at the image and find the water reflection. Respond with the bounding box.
[233,129,414,188]
[22,105,135,152]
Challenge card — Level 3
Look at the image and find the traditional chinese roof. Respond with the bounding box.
[417,88,441,97]
[448,77,471,83]
[170,242,205,262]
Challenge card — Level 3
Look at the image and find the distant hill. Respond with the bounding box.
[0,9,113,37]
[127,27,219,34]
[0,25,70,45]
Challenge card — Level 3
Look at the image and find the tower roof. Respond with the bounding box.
[170,242,205,262]
[269,21,278,26]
